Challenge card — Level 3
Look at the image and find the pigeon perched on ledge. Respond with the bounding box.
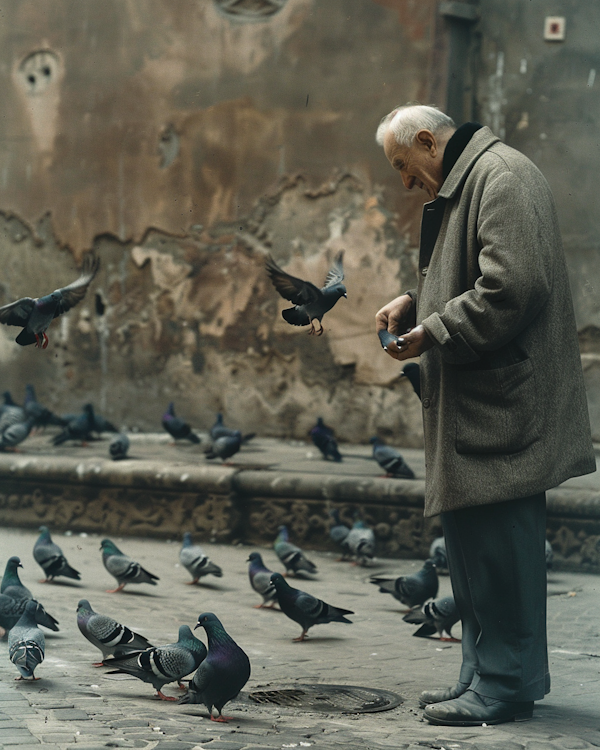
[370,436,415,479]
[52,403,95,446]
[162,402,200,444]
[309,417,342,462]
[0,253,99,348]
[33,526,81,582]
[179,612,251,722]
[109,433,130,460]
[210,413,255,444]
[204,432,242,463]
[266,251,346,336]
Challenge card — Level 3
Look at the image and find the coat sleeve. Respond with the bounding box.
[420,171,554,364]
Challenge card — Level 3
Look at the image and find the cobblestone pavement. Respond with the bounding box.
[0,527,599,750]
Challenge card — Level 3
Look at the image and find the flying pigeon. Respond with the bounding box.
[370,559,438,610]
[0,595,59,634]
[52,403,95,446]
[109,432,130,460]
[370,436,415,479]
[162,402,200,443]
[429,536,447,571]
[1,557,33,601]
[345,514,376,566]
[8,600,45,680]
[266,251,347,336]
[179,612,251,722]
[23,384,66,429]
[309,417,342,462]
[0,253,99,348]
[0,415,35,451]
[329,509,351,559]
[205,432,242,463]
[274,526,317,576]
[403,596,460,642]
[180,532,223,584]
[33,526,81,583]
[270,572,353,642]
[401,362,421,400]
[103,625,207,701]
[100,538,159,593]
[76,599,153,666]
[247,552,278,608]
[210,413,255,444]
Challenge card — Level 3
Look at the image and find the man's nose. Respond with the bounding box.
[401,172,414,190]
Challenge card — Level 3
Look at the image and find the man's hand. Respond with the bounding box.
[384,325,434,361]
[375,294,415,336]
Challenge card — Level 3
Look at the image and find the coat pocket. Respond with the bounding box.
[455,359,540,455]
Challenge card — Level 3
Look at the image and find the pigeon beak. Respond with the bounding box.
[399,372,406,378]
[343,292,347,298]
[18,562,23,568]
[193,622,201,631]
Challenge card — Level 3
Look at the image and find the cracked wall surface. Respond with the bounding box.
[0,0,598,443]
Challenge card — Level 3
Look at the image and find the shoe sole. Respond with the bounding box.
[424,709,533,726]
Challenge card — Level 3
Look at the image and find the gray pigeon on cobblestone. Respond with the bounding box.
[370,559,438,610]
[100,538,159,593]
[329,509,351,559]
[274,526,317,576]
[403,595,460,641]
[0,254,99,348]
[180,533,223,584]
[76,599,153,666]
[370,436,415,479]
[345,515,376,566]
[271,572,353,642]
[33,526,81,582]
[266,251,347,336]
[8,600,45,680]
[109,433,130,460]
[247,552,278,608]
[429,537,447,571]
[1,556,33,601]
[179,612,251,722]
[0,594,59,634]
[103,625,207,701]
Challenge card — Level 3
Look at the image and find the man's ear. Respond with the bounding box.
[415,129,437,156]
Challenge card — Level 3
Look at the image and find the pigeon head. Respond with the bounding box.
[166,402,175,416]
[99,538,121,555]
[3,391,15,405]
[83,403,95,417]
[424,559,436,570]
[177,624,195,642]
[24,384,36,402]
[37,291,62,312]
[215,412,223,424]
[369,436,383,445]
[247,552,263,564]
[77,599,93,613]
[269,572,289,591]
[37,526,51,542]
[276,525,289,539]
[182,532,193,546]
[6,556,23,570]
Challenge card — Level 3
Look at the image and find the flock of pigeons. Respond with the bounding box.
[1,520,464,720]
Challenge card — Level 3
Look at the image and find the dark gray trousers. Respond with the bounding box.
[441,492,549,702]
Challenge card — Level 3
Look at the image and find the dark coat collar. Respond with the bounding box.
[439,126,501,200]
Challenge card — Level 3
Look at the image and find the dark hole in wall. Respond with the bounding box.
[95,293,105,316]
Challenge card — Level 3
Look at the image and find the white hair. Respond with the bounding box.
[376,104,456,147]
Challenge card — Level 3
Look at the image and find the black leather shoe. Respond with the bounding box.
[423,689,534,726]
[419,681,470,708]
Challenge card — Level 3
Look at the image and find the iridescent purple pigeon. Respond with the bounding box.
[0,254,99,348]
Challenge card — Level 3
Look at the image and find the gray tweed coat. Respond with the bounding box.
[410,127,595,517]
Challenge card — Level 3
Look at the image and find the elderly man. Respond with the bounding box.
[375,104,595,726]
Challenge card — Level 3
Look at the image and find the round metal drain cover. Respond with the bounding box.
[248,683,403,714]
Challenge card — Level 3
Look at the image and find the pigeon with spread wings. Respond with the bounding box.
[0,254,99,348]
[265,251,346,336]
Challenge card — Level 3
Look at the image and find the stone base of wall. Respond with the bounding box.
[0,455,599,572]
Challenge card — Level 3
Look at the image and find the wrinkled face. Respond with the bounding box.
[383,128,447,200]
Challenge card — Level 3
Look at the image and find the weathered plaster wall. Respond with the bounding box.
[0,0,435,442]
[475,0,600,439]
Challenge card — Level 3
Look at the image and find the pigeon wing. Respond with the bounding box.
[322,250,344,288]
[265,256,321,306]
[0,298,36,327]
[53,254,100,317]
